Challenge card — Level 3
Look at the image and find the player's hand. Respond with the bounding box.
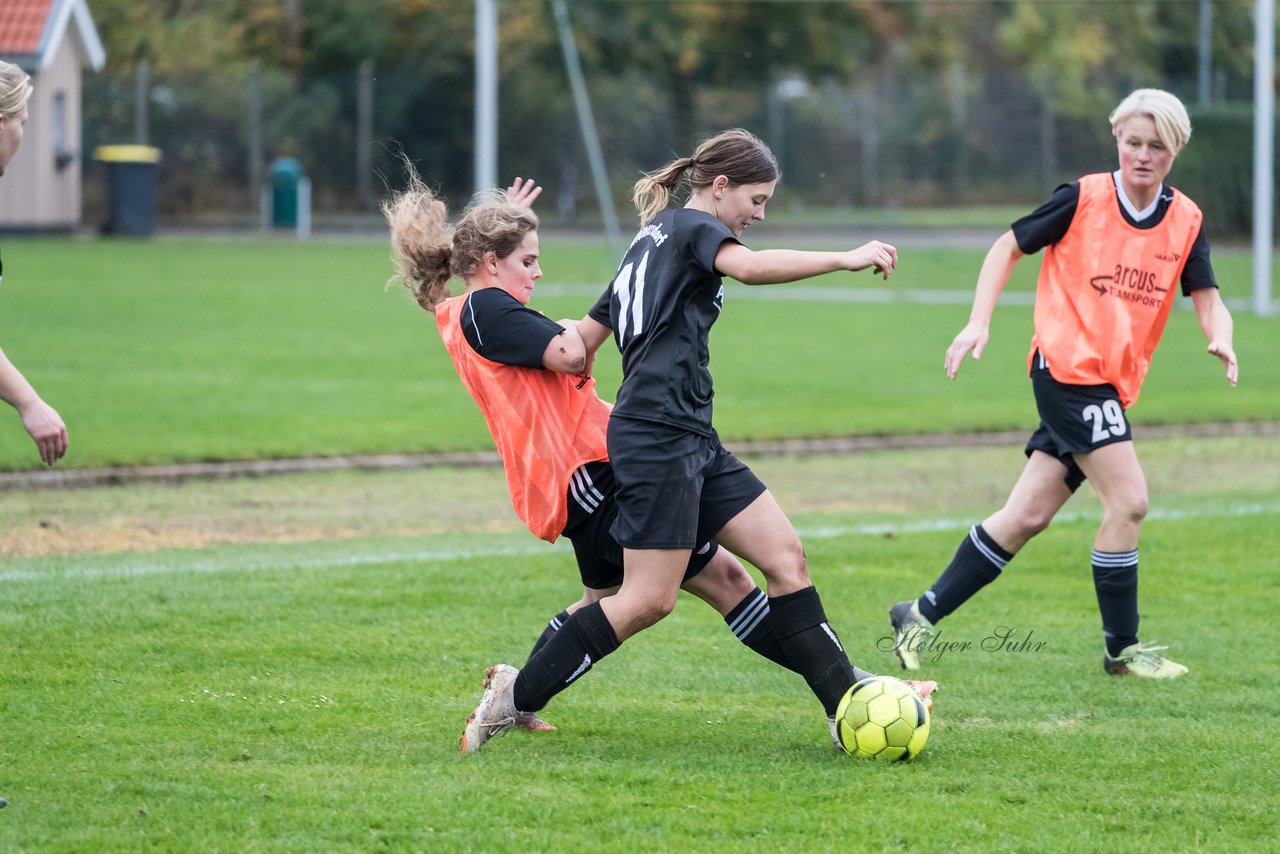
[1207,340,1238,387]
[506,177,543,209]
[844,241,897,281]
[20,398,68,466]
[944,322,989,380]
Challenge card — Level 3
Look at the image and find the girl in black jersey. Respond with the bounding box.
[0,60,67,466]
[460,128,917,751]
[380,165,926,753]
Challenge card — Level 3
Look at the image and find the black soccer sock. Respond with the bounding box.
[768,586,857,716]
[527,609,571,663]
[511,601,620,713]
[1092,549,1139,657]
[918,523,1012,624]
[723,588,800,674]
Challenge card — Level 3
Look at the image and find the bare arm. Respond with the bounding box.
[570,315,613,378]
[0,346,67,466]
[541,322,587,375]
[1190,287,1238,387]
[944,229,1025,380]
[714,240,897,286]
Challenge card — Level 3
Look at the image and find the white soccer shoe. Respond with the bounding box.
[1103,642,1188,679]
[459,664,520,754]
[888,599,935,671]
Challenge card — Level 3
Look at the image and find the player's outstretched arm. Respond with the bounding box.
[0,347,67,466]
[1191,287,1238,387]
[714,240,897,286]
[945,229,1024,380]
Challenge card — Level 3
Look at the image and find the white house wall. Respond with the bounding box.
[0,37,85,229]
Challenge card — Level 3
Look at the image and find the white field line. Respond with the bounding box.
[535,283,1253,312]
[3,501,1275,585]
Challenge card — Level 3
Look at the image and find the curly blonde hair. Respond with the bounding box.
[632,128,779,225]
[382,161,539,312]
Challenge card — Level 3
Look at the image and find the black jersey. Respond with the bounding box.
[458,287,565,367]
[588,208,739,436]
[1012,175,1217,294]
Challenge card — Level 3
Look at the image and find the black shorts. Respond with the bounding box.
[561,461,719,590]
[606,416,767,551]
[1026,353,1132,493]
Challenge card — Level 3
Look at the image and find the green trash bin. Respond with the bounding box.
[94,145,161,236]
[270,157,305,228]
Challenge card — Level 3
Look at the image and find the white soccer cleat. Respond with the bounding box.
[1103,642,1188,679]
[888,600,934,671]
[459,664,520,754]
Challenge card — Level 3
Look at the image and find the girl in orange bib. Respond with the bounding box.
[888,89,1237,679]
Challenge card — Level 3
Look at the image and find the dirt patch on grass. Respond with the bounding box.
[2,423,1275,560]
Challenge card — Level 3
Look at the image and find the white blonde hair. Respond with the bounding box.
[1109,88,1191,156]
[0,60,33,120]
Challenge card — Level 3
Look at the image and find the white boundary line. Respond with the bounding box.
[4,501,1275,585]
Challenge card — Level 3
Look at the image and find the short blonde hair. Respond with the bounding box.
[0,60,34,120]
[1109,88,1191,155]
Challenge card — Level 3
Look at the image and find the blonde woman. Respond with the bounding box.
[0,60,67,466]
[888,89,1237,679]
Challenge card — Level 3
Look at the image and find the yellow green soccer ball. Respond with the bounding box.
[835,676,930,761]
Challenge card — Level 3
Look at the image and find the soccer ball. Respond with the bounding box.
[834,676,931,761]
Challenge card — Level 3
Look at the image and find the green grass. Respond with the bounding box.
[1,436,1277,851]
[0,235,1274,470]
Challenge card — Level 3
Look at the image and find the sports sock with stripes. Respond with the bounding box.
[918,523,1012,624]
[1092,549,1139,657]
[723,588,800,674]
[511,601,619,713]
[527,609,571,662]
[768,586,857,716]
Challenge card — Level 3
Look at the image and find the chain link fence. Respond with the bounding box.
[80,55,1261,236]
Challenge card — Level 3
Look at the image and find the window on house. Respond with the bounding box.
[53,92,74,171]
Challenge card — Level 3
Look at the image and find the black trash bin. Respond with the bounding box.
[94,145,161,236]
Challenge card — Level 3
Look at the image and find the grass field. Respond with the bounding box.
[2,434,1278,851]
[0,233,1276,849]
[0,235,1275,469]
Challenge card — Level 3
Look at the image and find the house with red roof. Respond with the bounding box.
[0,0,104,229]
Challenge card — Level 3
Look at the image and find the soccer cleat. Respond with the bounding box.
[459,664,520,754]
[828,715,841,750]
[903,678,938,714]
[1103,642,1188,679]
[514,712,556,732]
[888,600,934,671]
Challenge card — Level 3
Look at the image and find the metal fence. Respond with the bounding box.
[79,55,1255,233]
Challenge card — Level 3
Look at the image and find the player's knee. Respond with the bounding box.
[1112,492,1149,526]
[766,537,809,587]
[1010,505,1055,538]
[633,595,677,630]
[703,551,756,596]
